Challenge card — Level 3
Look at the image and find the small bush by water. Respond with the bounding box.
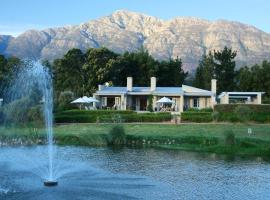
[224,129,235,146]
[107,125,126,145]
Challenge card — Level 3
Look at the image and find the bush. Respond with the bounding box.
[57,91,76,111]
[224,129,235,146]
[234,105,252,122]
[212,111,220,122]
[55,110,171,123]
[27,105,43,123]
[181,112,213,122]
[107,125,126,145]
[147,95,153,112]
[215,104,270,113]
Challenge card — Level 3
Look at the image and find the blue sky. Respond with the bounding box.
[0,0,269,36]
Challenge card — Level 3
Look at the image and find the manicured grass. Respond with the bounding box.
[1,123,270,156]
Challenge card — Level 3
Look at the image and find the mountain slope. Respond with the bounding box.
[1,10,270,71]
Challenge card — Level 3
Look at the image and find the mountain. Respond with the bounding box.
[1,10,270,72]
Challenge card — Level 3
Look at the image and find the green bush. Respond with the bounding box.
[57,91,76,111]
[55,110,171,123]
[27,105,43,123]
[224,129,235,146]
[107,125,126,145]
[147,95,153,112]
[215,104,270,113]
[212,111,220,122]
[181,112,213,122]
[234,105,252,122]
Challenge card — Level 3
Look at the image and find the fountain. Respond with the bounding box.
[4,61,57,186]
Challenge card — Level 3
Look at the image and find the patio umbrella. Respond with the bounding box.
[81,96,99,103]
[71,97,90,110]
[156,97,173,104]
[71,97,88,104]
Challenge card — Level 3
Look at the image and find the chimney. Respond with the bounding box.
[127,77,133,91]
[211,79,217,96]
[150,77,156,91]
[98,84,105,91]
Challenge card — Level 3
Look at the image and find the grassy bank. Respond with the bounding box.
[1,124,270,156]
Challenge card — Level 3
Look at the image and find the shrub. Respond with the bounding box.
[211,111,220,122]
[224,129,235,146]
[27,105,43,123]
[215,104,270,113]
[107,125,126,145]
[57,91,76,111]
[200,108,213,112]
[55,110,171,123]
[147,95,153,112]
[181,112,213,122]
[234,105,252,122]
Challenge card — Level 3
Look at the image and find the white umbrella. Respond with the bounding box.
[156,97,173,104]
[81,96,99,103]
[71,97,88,104]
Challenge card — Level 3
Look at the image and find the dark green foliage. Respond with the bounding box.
[57,91,76,111]
[193,47,237,94]
[224,129,235,146]
[181,112,213,122]
[212,111,220,122]
[234,105,252,122]
[107,125,126,145]
[214,47,237,93]
[110,48,158,86]
[157,57,188,86]
[27,105,43,123]
[193,53,215,90]
[147,95,153,112]
[214,104,270,113]
[55,110,171,123]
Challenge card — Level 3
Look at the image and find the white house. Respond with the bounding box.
[93,77,217,112]
[218,92,265,104]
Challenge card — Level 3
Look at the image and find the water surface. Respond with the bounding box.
[0,146,270,200]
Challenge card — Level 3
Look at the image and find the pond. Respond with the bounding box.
[0,146,270,200]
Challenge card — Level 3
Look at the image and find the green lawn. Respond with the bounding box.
[1,123,270,156]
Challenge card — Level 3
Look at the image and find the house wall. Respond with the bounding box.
[184,96,212,109]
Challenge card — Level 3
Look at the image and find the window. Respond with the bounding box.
[193,98,199,108]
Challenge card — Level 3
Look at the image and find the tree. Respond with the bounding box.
[193,53,215,90]
[214,47,237,93]
[83,47,118,94]
[157,57,187,86]
[53,48,86,96]
[110,48,158,86]
[193,47,237,93]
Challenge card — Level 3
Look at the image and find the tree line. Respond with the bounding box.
[193,47,270,100]
[0,46,270,103]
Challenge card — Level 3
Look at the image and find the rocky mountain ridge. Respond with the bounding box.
[1,10,270,72]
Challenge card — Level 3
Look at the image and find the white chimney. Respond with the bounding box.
[150,77,156,91]
[211,79,217,95]
[98,84,105,91]
[127,77,133,91]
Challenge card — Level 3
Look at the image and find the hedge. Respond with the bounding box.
[181,112,213,122]
[55,110,172,123]
[214,104,270,113]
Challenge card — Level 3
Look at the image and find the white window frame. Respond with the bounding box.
[193,98,200,108]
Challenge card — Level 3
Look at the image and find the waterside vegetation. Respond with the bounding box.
[1,124,270,157]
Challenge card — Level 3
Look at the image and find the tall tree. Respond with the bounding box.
[214,46,237,93]
[193,53,215,90]
[110,48,158,86]
[157,57,187,86]
[53,48,86,96]
[84,47,118,93]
